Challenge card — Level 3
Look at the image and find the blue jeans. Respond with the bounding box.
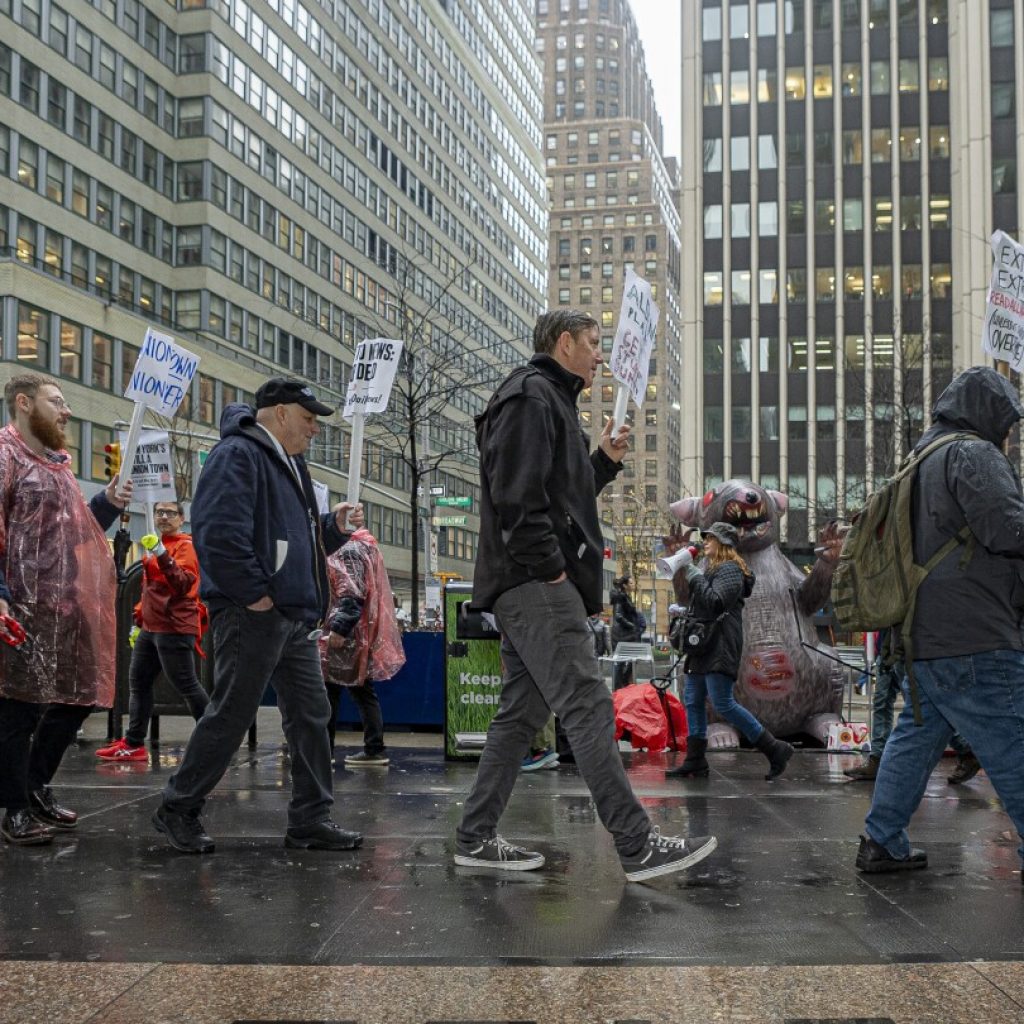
[869,663,971,759]
[865,650,1024,864]
[684,672,764,744]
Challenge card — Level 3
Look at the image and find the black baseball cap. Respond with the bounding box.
[255,377,333,416]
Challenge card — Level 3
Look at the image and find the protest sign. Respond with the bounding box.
[124,329,200,417]
[119,329,200,500]
[982,230,1024,373]
[609,270,659,432]
[343,338,404,512]
[342,338,404,418]
[116,429,176,503]
[311,479,330,516]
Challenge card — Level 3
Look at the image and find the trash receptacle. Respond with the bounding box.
[443,581,502,760]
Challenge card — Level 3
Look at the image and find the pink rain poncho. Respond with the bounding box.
[320,529,405,686]
[0,424,117,707]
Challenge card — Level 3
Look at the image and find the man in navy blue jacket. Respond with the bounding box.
[153,378,363,854]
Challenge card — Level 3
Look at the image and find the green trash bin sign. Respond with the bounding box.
[443,581,503,760]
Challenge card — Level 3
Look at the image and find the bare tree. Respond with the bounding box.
[350,249,530,625]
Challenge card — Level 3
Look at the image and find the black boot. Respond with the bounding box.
[948,752,981,785]
[754,729,794,780]
[666,736,709,778]
[843,755,880,781]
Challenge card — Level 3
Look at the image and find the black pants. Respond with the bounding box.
[325,681,385,755]
[0,698,92,811]
[126,631,209,747]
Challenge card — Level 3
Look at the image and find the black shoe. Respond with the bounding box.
[665,736,710,778]
[285,820,363,850]
[344,750,390,767]
[855,834,927,873]
[620,828,717,882]
[948,752,981,785]
[152,805,215,854]
[754,729,794,780]
[1,809,54,846]
[843,756,881,781]
[29,786,78,829]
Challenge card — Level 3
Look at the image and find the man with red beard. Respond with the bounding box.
[0,373,131,845]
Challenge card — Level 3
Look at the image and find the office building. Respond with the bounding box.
[681,0,1024,543]
[0,0,548,592]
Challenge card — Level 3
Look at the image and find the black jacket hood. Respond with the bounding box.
[922,366,1024,448]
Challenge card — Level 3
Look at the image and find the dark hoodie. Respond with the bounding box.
[910,366,1024,658]
[190,404,347,626]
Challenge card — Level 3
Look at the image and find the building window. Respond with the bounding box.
[758,135,777,168]
[703,6,722,40]
[704,205,723,239]
[730,70,750,104]
[59,320,82,379]
[870,128,892,162]
[870,61,890,94]
[993,83,1015,119]
[732,203,751,237]
[993,160,1016,195]
[991,8,1014,43]
[928,56,949,91]
[704,272,724,306]
[812,65,832,98]
[841,63,862,97]
[732,271,751,305]
[898,128,921,161]
[759,201,778,236]
[17,303,49,368]
[704,138,722,172]
[815,269,835,302]
[703,72,723,106]
[843,198,863,231]
[898,59,919,93]
[784,67,805,100]
[731,137,750,170]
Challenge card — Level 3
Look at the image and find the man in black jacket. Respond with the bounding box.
[455,310,717,882]
[154,378,364,854]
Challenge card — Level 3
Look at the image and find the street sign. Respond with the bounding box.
[429,485,446,496]
[435,496,472,508]
[433,515,468,527]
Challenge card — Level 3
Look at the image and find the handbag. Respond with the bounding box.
[674,610,728,657]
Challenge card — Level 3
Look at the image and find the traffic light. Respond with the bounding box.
[104,442,122,479]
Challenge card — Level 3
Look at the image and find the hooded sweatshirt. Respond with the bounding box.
[910,366,1024,658]
[190,404,348,626]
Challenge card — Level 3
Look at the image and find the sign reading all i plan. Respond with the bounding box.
[343,338,404,418]
[609,268,659,407]
[124,329,201,417]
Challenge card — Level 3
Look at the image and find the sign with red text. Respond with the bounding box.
[983,230,1024,372]
[609,270,659,407]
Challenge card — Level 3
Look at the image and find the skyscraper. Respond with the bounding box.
[681,0,1023,543]
[536,0,683,629]
[0,0,548,593]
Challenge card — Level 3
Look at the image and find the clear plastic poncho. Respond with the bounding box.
[320,529,405,686]
[0,424,117,706]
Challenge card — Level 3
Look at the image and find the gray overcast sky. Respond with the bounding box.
[629,0,682,160]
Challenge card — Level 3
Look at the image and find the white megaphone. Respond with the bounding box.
[656,547,697,578]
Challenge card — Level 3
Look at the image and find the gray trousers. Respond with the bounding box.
[457,579,651,856]
[162,606,334,829]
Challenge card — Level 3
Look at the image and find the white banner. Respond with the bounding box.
[124,328,200,417]
[117,429,176,503]
[983,230,1024,373]
[343,338,404,419]
[609,270,659,408]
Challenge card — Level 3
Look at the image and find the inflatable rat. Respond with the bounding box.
[668,480,847,747]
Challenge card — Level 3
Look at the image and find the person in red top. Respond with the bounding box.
[97,501,209,762]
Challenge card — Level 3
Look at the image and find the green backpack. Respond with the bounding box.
[831,431,979,638]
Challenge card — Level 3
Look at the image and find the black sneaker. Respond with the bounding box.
[152,804,215,854]
[29,786,78,829]
[285,820,363,850]
[344,751,390,767]
[855,834,927,873]
[454,835,545,871]
[1,809,54,846]
[620,828,717,882]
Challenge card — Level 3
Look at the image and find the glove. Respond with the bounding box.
[141,533,166,557]
[128,625,141,648]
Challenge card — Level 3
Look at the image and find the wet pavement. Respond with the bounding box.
[0,710,1021,1022]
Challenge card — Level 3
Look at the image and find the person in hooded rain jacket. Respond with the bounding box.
[667,521,795,782]
[0,373,130,845]
[856,366,1024,882]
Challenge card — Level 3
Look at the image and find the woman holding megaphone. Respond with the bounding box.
[666,522,794,781]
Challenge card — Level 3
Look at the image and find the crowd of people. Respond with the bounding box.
[1,334,1022,889]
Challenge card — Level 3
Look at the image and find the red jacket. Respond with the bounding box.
[136,532,203,637]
